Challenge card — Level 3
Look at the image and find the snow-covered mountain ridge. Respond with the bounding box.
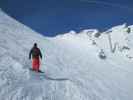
[0,9,133,100]
[55,23,133,59]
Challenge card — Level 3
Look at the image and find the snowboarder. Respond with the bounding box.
[29,43,42,72]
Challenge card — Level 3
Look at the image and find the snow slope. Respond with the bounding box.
[0,9,133,100]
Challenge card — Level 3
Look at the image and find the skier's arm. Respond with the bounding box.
[29,49,32,59]
[39,49,42,59]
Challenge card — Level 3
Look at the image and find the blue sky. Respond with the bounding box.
[1,0,133,36]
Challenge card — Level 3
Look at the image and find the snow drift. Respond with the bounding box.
[0,9,133,100]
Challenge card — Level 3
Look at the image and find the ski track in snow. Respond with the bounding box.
[0,9,133,100]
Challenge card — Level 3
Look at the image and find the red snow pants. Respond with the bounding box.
[32,58,40,72]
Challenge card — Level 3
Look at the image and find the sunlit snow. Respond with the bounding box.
[0,9,133,100]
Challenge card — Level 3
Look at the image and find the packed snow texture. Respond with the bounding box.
[0,9,133,100]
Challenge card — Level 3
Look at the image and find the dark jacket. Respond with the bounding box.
[29,47,42,59]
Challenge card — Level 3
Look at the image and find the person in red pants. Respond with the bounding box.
[29,43,42,72]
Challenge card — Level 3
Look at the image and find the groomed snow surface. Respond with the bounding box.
[0,9,133,100]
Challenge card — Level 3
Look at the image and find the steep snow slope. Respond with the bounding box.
[0,9,69,100]
[0,9,133,100]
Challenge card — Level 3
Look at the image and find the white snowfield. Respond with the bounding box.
[0,9,133,100]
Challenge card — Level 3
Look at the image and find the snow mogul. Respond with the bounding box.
[29,43,42,72]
